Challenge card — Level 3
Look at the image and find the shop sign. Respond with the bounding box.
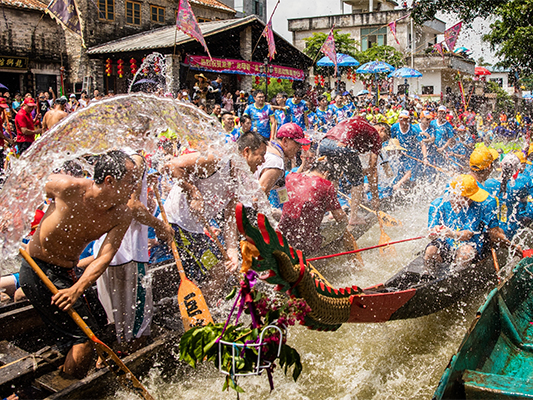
[0,56,29,70]
[186,55,305,81]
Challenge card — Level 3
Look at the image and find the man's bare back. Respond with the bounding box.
[28,174,132,268]
[42,108,68,132]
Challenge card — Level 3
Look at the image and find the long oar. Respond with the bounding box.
[152,186,213,331]
[19,249,155,400]
[403,154,453,177]
[337,191,401,227]
[307,236,425,262]
[491,247,501,284]
[378,216,396,257]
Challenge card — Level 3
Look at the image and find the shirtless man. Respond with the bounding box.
[42,97,68,132]
[19,150,138,378]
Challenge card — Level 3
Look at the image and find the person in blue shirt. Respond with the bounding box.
[424,174,490,274]
[243,90,275,140]
[416,110,437,177]
[286,89,309,130]
[328,94,350,125]
[391,110,423,180]
[273,92,289,130]
[484,153,531,239]
[314,95,334,133]
[429,106,454,167]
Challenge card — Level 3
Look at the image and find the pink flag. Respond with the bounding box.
[444,22,462,52]
[320,27,337,75]
[433,42,444,57]
[388,21,399,45]
[261,0,279,60]
[176,0,211,59]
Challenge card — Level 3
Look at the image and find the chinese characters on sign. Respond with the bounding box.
[0,56,29,70]
[186,55,305,81]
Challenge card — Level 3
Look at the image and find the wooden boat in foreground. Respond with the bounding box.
[236,203,512,331]
[433,256,533,400]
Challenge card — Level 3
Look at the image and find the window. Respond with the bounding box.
[490,78,504,88]
[126,1,141,25]
[97,0,114,20]
[197,17,211,23]
[422,86,434,95]
[151,5,165,23]
[254,0,263,16]
[361,27,387,51]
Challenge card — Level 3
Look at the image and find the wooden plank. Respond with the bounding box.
[0,304,43,341]
[0,340,29,365]
[35,370,79,394]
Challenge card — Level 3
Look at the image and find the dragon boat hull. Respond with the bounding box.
[434,256,533,399]
[236,203,509,331]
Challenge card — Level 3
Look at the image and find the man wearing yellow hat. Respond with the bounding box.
[424,174,492,274]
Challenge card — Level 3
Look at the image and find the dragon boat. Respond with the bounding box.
[236,203,510,331]
[433,256,533,400]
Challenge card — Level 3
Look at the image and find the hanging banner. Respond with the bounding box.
[176,0,211,59]
[320,27,337,75]
[388,21,399,45]
[444,22,462,52]
[185,55,305,81]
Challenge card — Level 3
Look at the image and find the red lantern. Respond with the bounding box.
[117,59,124,78]
[277,78,282,84]
[105,58,112,77]
[267,77,271,85]
[142,57,148,76]
[130,58,138,75]
[154,59,161,74]
[314,75,319,85]
[255,76,260,85]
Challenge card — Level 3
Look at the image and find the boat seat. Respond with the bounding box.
[462,369,533,399]
[498,295,533,353]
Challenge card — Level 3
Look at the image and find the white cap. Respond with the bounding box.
[438,105,447,112]
[501,153,521,172]
[398,110,410,119]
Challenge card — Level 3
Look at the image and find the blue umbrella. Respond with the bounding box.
[454,46,470,54]
[388,67,422,78]
[317,53,360,67]
[523,94,533,99]
[356,61,395,74]
[356,89,369,96]
[0,83,8,91]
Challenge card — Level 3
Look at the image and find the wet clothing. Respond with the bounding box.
[274,108,289,129]
[318,138,364,188]
[278,173,341,255]
[243,103,274,139]
[429,120,454,166]
[15,107,35,143]
[329,104,350,124]
[19,258,107,354]
[325,117,382,155]
[285,99,308,130]
[255,149,285,208]
[315,107,334,133]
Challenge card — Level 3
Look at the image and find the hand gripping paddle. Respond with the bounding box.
[19,248,155,400]
[152,186,213,331]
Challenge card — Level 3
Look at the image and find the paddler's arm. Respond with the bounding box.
[51,214,132,311]
[270,114,276,141]
[421,142,429,165]
[488,227,522,253]
[223,197,240,272]
[165,152,218,218]
[368,152,380,211]
[258,168,283,194]
[437,137,453,153]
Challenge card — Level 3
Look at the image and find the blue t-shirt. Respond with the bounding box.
[429,198,487,251]
[243,103,274,139]
[391,122,422,158]
[315,107,334,132]
[307,111,317,128]
[485,176,530,238]
[328,104,350,124]
[286,98,308,129]
[274,108,289,129]
[430,120,455,148]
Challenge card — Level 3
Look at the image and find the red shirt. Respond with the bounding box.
[15,107,35,143]
[278,173,341,255]
[325,116,382,154]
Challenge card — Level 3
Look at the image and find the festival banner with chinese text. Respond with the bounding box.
[185,55,305,81]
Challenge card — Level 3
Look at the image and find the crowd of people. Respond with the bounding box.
[1,78,532,386]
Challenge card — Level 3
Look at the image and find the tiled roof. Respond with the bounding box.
[88,16,255,54]
[0,0,46,11]
[190,0,235,13]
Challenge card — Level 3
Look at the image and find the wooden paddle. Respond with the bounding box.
[19,249,155,400]
[378,216,397,257]
[152,186,213,331]
[337,191,401,227]
[403,153,453,177]
[491,247,501,284]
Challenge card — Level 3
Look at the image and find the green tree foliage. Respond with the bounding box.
[486,81,514,112]
[354,45,405,68]
[252,78,294,101]
[477,57,492,67]
[411,0,509,25]
[302,30,358,60]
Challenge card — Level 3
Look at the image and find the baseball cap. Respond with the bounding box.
[501,153,521,172]
[488,148,499,161]
[470,146,494,171]
[0,97,7,109]
[398,110,410,119]
[276,123,311,145]
[23,98,36,107]
[438,105,447,112]
[421,110,432,119]
[69,94,76,98]
[449,174,489,202]
[527,143,533,156]
[514,151,532,165]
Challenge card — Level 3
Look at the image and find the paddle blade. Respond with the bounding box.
[378,227,397,257]
[178,277,214,331]
[378,210,402,227]
[342,230,364,267]
[94,340,155,400]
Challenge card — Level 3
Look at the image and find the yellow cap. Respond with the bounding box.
[488,148,499,161]
[514,151,532,165]
[470,146,494,171]
[449,174,489,202]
